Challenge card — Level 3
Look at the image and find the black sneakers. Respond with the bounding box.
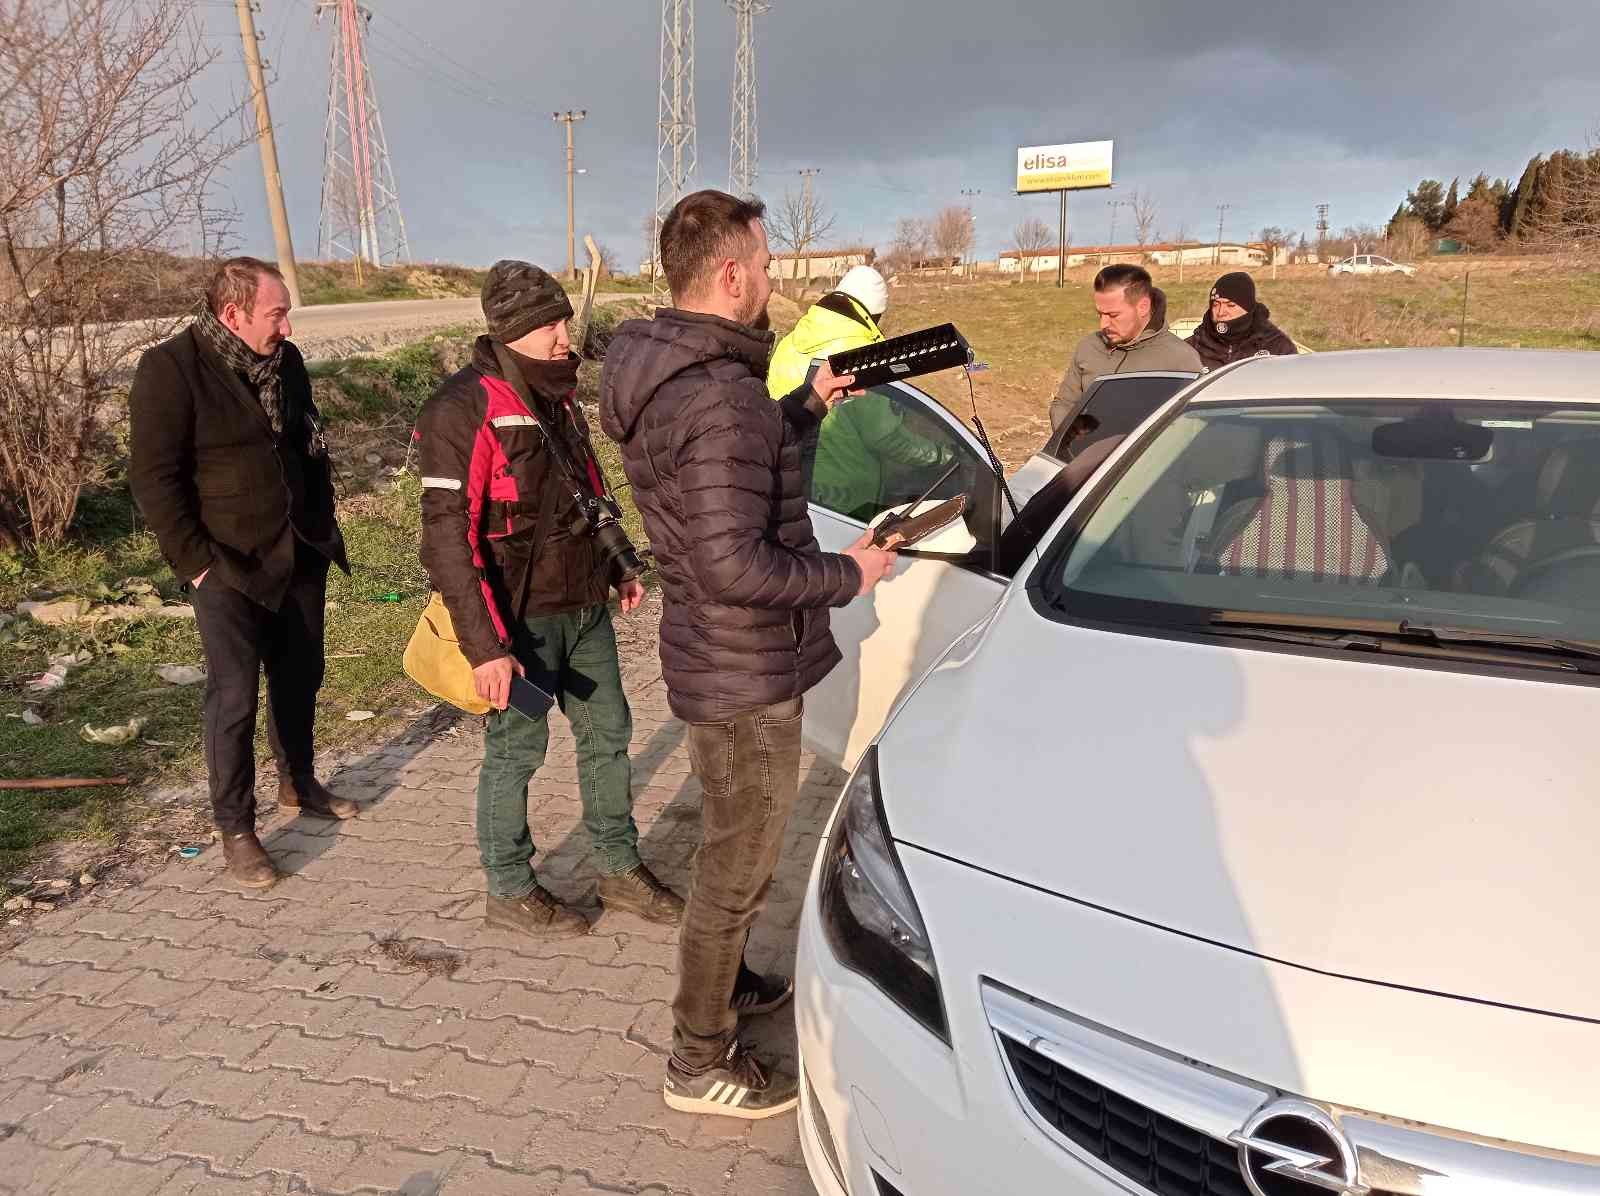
[731,964,793,1017]
[663,1038,799,1119]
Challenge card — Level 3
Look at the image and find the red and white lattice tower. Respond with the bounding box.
[315,0,409,267]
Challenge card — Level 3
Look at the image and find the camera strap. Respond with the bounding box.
[488,343,586,615]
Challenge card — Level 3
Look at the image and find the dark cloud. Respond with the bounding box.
[204,0,1597,270]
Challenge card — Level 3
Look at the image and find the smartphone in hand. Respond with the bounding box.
[507,675,556,722]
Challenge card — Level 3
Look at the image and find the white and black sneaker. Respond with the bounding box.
[663,1039,799,1119]
[731,964,794,1017]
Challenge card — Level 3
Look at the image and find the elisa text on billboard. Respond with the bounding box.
[1016,140,1114,193]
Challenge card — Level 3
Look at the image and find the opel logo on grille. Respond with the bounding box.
[1228,1099,1369,1196]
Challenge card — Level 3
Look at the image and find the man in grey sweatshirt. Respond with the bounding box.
[1050,263,1201,430]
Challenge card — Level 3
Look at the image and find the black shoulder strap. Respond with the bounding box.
[486,343,574,617]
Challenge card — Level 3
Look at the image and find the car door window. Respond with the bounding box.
[1044,373,1195,460]
[807,384,997,557]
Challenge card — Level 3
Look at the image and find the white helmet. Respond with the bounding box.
[836,265,889,318]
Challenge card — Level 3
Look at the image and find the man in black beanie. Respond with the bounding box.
[1187,270,1297,369]
[415,260,683,936]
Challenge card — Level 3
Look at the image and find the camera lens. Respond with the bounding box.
[592,517,647,584]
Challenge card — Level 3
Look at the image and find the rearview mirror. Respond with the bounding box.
[1373,416,1493,462]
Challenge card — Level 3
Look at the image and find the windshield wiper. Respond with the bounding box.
[1207,611,1600,673]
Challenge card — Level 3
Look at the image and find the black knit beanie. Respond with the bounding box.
[1210,271,1257,311]
[481,260,574,344]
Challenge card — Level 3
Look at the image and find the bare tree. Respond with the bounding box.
[1131,189,1159,250]
[0,0,245,549]
[1527,144,1600,259]
[932,205,975,280]
[1340,224,1384,256]
[1443,197,1503,253]
[769,185,836,293]
[1384,215,1432,261]
[1011,217,1053,284]
[593,240,622,279]
[640,211,658,287]
[880,216,932,281]
[1257,226,1292,263]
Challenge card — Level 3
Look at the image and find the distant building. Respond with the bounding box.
[766,246,876,283]
[998,240,1278,276]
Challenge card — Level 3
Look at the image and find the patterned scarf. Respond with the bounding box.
[195,306,285,436]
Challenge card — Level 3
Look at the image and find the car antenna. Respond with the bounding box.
[964,362,1020,520]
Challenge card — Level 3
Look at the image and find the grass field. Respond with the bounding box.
[881,263,1600,464]
[2,266,1594,876]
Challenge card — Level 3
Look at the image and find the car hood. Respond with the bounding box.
[877,597,1600,1023]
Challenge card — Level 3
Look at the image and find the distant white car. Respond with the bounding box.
[1329,253,1417,277]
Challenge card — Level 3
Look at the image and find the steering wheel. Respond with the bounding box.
[1509,545,1600,609]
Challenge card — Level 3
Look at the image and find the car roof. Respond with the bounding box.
[1187,348,1599,405]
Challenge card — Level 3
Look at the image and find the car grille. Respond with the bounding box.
[1002,1035,1253,1196]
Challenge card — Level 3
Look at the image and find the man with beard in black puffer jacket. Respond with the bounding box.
[1187,271,1297,370]
[600,189,899,1120]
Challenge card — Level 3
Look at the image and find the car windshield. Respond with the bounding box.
[1041,398,1600,654]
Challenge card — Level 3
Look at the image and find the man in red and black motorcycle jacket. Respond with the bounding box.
[415,260,681,937]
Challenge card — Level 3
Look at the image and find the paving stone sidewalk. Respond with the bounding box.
[0,650,845,1195]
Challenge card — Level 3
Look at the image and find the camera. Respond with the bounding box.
[568,490,647,585]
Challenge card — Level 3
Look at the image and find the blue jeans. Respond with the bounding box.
[476,604,641,897]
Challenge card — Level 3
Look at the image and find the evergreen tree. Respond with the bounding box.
[1406,179,1447,229]
[1506,155,1543,237]
[1441,177,1461,228]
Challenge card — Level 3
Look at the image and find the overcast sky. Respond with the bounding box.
[199,0,1600,270]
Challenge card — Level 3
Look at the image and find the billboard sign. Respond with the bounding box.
[1016,140,1114,194]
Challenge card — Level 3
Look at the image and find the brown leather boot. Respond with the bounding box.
[278,776,359,820]
[597,864,685,925]
[221,831,281,889]
[484,886,589,938]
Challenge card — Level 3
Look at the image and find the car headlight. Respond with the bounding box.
[818,746,948,1043]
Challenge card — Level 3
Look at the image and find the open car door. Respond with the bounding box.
[802,381,1009,770]
[1008,371,1199,512]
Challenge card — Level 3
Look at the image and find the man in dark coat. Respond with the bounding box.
[1187,271,1298,369]
[600,189,898,1119]
[128,258,353,890]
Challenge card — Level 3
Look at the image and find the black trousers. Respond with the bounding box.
[190,547,330,834]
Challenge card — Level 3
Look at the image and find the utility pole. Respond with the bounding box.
[1057,192,1069,289]
[1214,203,1233,266]
[1107,198,1129,263]
[797,168,820,287]
[553,110,587,280]
[960,189,980,278]
[1315,202,1330,261]
[235,0,301,306]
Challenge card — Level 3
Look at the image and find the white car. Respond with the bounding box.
[794,349,1600,1196]
[1328,254,1417,277]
